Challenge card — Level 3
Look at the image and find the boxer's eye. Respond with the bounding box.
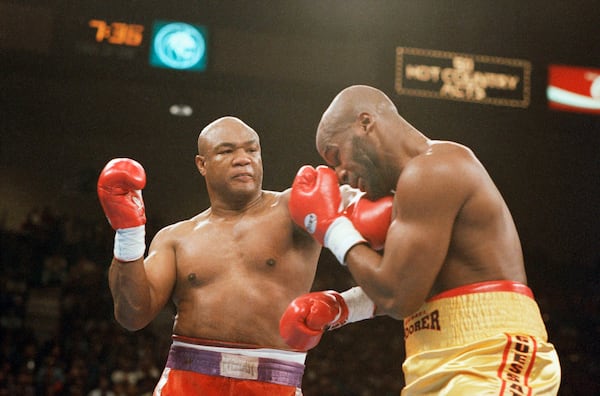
[323,145,340,168]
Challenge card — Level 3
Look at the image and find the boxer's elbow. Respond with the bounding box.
[376,296,423,320]
[114,305,152,331]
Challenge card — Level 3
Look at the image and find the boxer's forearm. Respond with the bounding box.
[108,258,155,331]
[99,158,155,330]
[341,252,419,320]
[344,244,417,320]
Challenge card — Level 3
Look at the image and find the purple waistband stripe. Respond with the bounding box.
[165,345,304,388]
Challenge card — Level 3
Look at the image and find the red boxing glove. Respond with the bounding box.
[290,165,371,264]
[289,165,342,245]
[97,158,147,230]
[344,195,393,251]
[279,291,349,351]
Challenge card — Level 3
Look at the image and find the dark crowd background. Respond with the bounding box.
[1,1,599,395]
[0,205,598,395]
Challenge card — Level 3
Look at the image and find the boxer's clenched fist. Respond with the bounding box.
[344,194,393,251]
[98,158,147,230]
[289,165,393,263]
[288,165,343,245]
[98,158,147,261]
[279,290,349,351]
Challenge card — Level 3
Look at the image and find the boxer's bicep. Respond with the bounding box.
[374,159,463,316]
[377,212,452,316]
[344,195,455,318]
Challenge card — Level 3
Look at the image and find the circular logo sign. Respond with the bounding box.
[153,22,206,69]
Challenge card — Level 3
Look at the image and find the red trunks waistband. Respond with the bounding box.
[428,280,533,302]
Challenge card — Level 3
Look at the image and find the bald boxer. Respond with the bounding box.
[285,86,561,395]
[97,116,393,395]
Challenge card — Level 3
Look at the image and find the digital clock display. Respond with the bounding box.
[88,19,144,47]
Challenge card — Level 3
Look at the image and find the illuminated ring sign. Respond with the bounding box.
[149,21,208,71]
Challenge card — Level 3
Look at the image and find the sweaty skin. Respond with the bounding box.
[108,117,321,349]
[316,85,527,319]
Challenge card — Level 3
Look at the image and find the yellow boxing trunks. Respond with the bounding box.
[154,335,306,396]
[402,281,561,396]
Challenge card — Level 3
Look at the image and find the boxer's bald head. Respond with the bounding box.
[316,85,398,156]
[197,116,260,156]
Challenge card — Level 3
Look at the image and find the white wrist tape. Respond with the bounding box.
[341,287,376,324]
[114,225,146,262]
[324,217,366,265]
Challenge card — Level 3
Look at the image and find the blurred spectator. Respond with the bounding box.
[35,354,65,395]
[41,250,68,287]
[0,207,599,395]
[87,374,115,396]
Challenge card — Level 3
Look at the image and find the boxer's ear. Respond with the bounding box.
[195,155,207,176]
[358,113,373,134]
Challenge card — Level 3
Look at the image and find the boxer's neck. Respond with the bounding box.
[209,191,265,219]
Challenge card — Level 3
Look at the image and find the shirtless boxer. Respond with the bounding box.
[97,116,392,395]
[282,86,562,394]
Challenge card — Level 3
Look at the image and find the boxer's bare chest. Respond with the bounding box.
[174,206,294,287]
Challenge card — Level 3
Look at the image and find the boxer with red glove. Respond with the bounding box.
[288,165,392,264]
[279,287,376,351]
[343,191,393,251]
[97,158,147,262]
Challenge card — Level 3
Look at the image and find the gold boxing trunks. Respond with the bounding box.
[402,281,561,395]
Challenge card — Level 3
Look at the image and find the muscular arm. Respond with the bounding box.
[344,153,467,319]
[109,227,177,330]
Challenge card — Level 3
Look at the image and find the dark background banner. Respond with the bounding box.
[1,1,598,394]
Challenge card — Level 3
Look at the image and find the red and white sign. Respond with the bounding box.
[547,64,600,114]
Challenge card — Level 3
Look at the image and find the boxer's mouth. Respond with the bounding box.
[232,172,253,181]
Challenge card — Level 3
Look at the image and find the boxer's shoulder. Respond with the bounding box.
[260,189,291,211]
[156,215,205,240]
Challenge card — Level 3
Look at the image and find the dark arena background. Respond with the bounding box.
[1,1,598,394]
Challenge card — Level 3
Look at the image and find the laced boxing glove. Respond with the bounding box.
[289,165,343,244]
[289,165,392,263]
[280,287,376,351]
[344,194,393,251]
[97,158,147,261]
[279,290,348,351]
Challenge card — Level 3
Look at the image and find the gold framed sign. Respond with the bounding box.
[395,47,531,108]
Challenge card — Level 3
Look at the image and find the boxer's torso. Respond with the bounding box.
[162,190,321,349]
[420,142,528,297]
